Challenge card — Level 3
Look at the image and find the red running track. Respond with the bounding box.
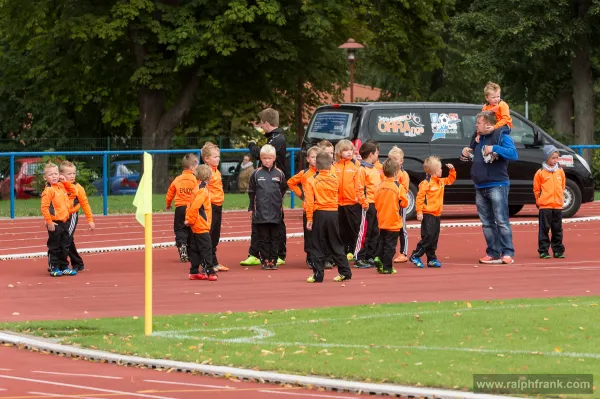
[1,203,599,256]
[0,346,362,399]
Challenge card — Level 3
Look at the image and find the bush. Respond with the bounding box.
[35,156,98,196]
[592,150,600,191]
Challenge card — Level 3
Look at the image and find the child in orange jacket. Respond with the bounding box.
[477,82,513,143]
[534,145,566,259]
[387,146,410,263]
[166,153,199,262]
[410,156,456,268]
[60,161,95,273]
[185,165,217,281]
[41,163,77,277]
[374,159,408,274]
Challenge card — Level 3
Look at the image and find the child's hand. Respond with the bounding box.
[483,145,494,155]
[47,222,56,232]
[485,125,494,133]
[306,221,313,231]
[166,206,171,211]
[416,213,423,222]
[88,222,95,231]
[248,211,253,220]
[461,147,472,158]
[446,163,455,170]
[475,135,480,143]
[58,175,66,182]
[184,220,190,226]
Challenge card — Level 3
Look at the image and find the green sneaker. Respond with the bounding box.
[346,253,354,261]
[377,267,397,275]
[277,257,285,265]
[539,252,551,259]
[373,257,384,272]
[240,255,261,266]
[553,252,565,259]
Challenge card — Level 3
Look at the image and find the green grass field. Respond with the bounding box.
[2,297,598,396]
[0,194,303,217]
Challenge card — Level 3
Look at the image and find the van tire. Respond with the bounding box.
[508,205,524,217]
[562,178,582,218]
[405,182,418,220]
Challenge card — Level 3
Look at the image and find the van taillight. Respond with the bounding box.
[332,104,341,108]
[352,139,362,160]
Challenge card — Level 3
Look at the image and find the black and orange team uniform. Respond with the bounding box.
[304,168,352,283]
[166,169,198,261]
[374,177,408,273]
[185,181,217,280]
[207,165,226,270]
[248,164,288,270]
[533,162,566,258]
[41,181,77,276]
[66,181,94,271]
[287,165,318,268]
[334,157,361,258]
[354,160,382,267]
[410,168,456,268]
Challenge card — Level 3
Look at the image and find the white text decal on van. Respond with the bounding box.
[430,113,461,141]
[557,155,574,167]
[377,114,424,137]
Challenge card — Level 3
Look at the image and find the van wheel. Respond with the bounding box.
[508,205,524,217]
[405,182,418,220]
[562,178,582,218]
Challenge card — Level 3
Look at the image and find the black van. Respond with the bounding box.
[303,102,595,219]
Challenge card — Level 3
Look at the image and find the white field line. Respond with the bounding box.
[2,216,600,261]
[154,301,600,360]
[142,379,234,389]
[0,375,175,399]
[259,390,355,399]
[32,371,122,379]
[29,391,103,399]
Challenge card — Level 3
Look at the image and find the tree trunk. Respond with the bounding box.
[548,89,574,140]
[572,43,594,164]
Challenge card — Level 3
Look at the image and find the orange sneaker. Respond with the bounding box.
[479,255,502,264]
[207,274,218,282]
[501,255,514,264]
[189,273,208,280]
[215,264,229,272]
[393,254,408,263]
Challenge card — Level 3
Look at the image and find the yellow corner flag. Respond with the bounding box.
[133,152,153,336]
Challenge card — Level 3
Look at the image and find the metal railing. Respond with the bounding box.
[0,148,300,219]
[569,145,599,155]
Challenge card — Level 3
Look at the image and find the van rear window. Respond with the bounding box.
[307,111,353,140]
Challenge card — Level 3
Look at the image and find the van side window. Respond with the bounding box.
[510,117,535,145]
[368,109,430,142]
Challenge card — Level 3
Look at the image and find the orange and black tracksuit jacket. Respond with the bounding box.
[375,177,408,231]
[482,101,513,129]
[68,182,94,223]
[287,166,317,210]
[415,169,456,217]
[334,159,359,206]
[398,168,409,192]
[304,169,339,223]
[186,182,212,234]
[374,160,384,178]
[355,161,382,209]
[166,170,198,208]
[41,181,75,224]
[208,166,224,206]
[533,167,565,209]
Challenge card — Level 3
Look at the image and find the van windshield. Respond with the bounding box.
[307,111,353,141]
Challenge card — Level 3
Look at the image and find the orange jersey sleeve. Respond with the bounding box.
[208,167,224,205]
[166,177,178,207]
[76,184,94,223]
[287,170,305,199]
[304,177,316,223]
[441,168,457,186]
[40,186,55,225]
[533,170,542,203]
[415,180,428,215]
[483,101,513,129]
[355,167,368,209]
[186,186,212,234]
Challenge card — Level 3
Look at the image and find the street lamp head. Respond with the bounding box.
[338,38,364,62]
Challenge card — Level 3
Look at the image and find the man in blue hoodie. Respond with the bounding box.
[461,111,518,264]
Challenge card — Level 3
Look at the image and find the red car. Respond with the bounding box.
[0,157,43,200]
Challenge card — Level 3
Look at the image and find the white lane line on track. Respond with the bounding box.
[30,391,104,399]
[0,375,175,399]
[143,379,234,389]
[259,390,356,399]
[32,371,123,379]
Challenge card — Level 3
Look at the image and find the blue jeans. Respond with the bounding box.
[475,185,515,257]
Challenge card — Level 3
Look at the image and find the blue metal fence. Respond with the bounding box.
[0,148,300,219]
[569,145,599,155]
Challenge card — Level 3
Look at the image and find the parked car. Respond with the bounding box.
[92,160,140,195]
[303,102,595,219]
[0,157,43,200]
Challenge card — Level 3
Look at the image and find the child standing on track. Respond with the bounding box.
[410,157,456,269]
[317,140,337,270]
[41,163,77,277]
[374,159,408,274]
[60,161,95,272]
[185,164,217,281]
[248,145,288,271]
[202,143,229,272]
[387,146,410,263]
[287,146,320,268]
[166,153,199,262]
[354,141,381,268]
[534,145,566,259]
[305,151,352,283]
[334,139,361,261]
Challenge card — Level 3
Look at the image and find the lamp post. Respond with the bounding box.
[338,38,364,103]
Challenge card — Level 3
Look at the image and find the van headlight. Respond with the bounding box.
[575,154,592,174]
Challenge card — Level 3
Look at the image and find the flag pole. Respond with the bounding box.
[144,213,152,336]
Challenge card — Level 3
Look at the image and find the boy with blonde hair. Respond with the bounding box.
[41,163,77,276]
[248,144,287,270]
[374,159,408,274]
[481,81,512,136]
[387,146,410,263]
[288,146,320,268]
[60,161,95,272]
[410,156,456,268]
[166,153,199,262]
[202,143,228,272]
[185,164,217,281]
[334,139,361,260]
